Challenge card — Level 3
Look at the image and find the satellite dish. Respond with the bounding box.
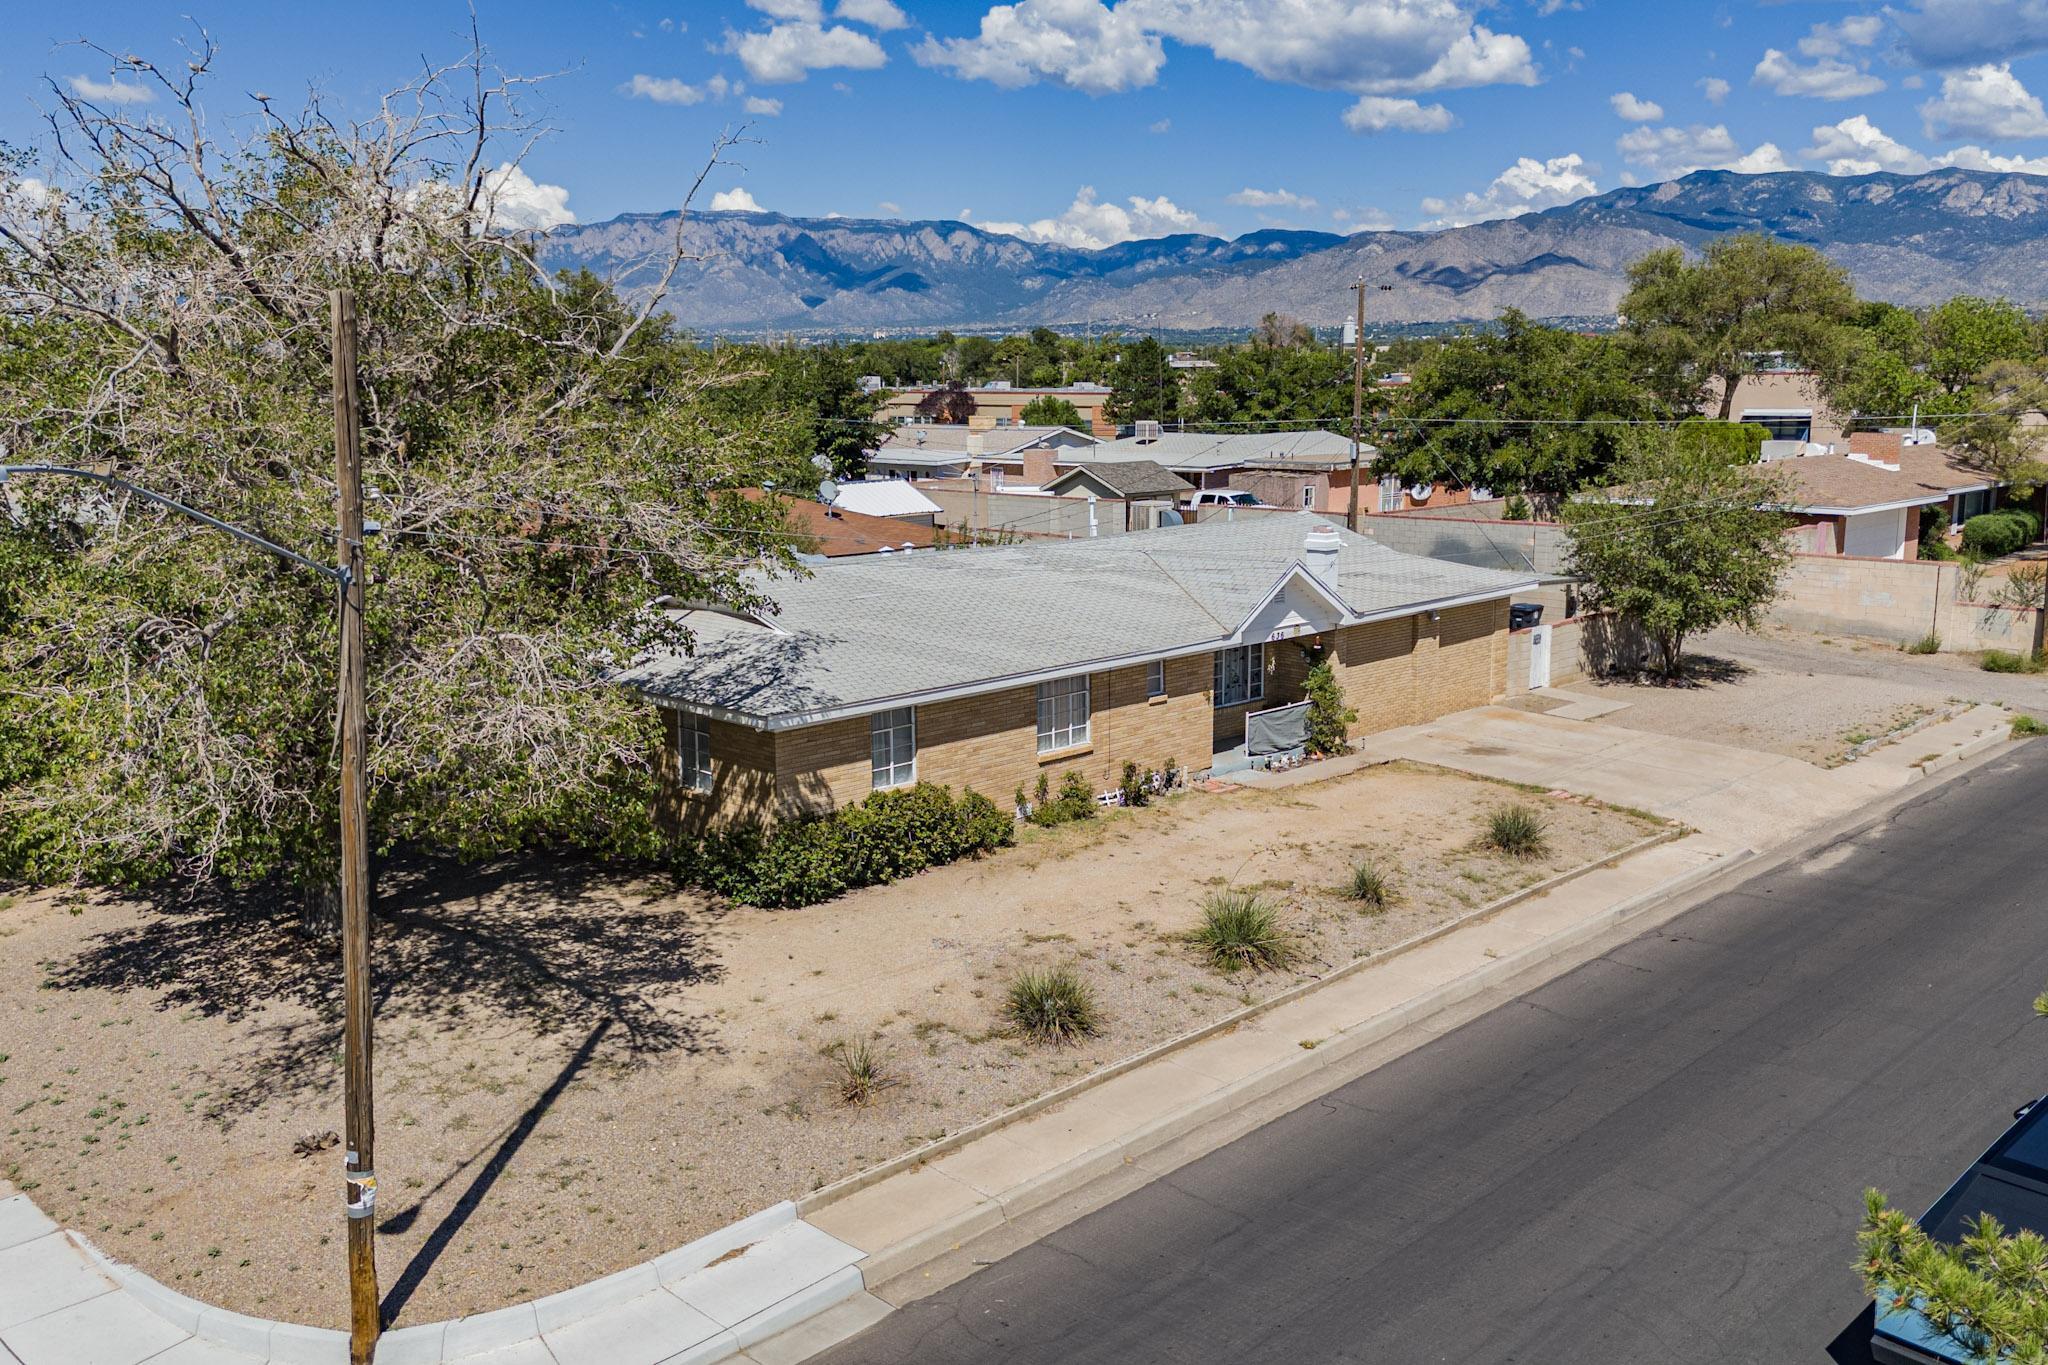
[818,478,841,504]
[1407,483,1433,502]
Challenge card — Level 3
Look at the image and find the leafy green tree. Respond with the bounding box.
[705,343,882,478]
[0,40,795,904]
[1926,296,2035,396]
[1381,310,1662,510]
[1105,335,1181,426]
[1621,234,1858,418]
[1184,345,1352,428]
[1561,431,1793,677]
[1018,395,1086,428]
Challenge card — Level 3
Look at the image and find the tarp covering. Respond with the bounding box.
[1246,700,1309,757]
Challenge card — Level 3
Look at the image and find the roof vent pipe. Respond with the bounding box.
[1304,523,1342,580]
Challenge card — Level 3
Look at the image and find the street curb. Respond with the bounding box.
[841,841,1757,1302]
[795,823,1685,1218]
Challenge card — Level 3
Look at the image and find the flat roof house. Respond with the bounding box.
[618,518,1536,832]
[865,423,1101,483]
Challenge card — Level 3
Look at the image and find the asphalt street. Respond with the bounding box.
[817,743,2048,1365]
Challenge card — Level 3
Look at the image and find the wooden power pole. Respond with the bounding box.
[1348,280,1367,531]
[330,289,380,1365]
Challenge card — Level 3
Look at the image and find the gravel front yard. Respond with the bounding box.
[0,760,1660,1330]
[1553,624,2048,764]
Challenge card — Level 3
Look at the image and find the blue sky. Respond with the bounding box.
[9,1,2048,244]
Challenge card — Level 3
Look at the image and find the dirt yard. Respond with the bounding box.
[0,761,1661,1330]
[1548,624,2048,765]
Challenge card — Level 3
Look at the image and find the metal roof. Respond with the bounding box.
[617,515,1533,728]
[830,482,943,519]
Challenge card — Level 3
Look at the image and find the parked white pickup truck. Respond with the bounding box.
[1181,490,1269,510]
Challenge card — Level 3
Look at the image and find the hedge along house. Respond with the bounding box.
[617,517,1537,832]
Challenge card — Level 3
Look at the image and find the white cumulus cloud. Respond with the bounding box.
[836,0,910,28]
[480,164,575,229]
[1227,187,1319,209]
[916,0,1538,98]
[1609,91,1663,122]
[744,95,785,115]
[1805,112,2048,175]
[1616,123,1793,180]
[1920,64,2048,140]
[1752,47,1885,100]
[1333,205,1396,230]
[914,1,1166,93]
[977,185,1214,249]
[1798,15,1885,58]
[1698,76,1731,105]
[1893,0,2048,67]
[1342,95,1457,133]
[747,0,824,18]
[730,22,888,83]
[1420,152,1596,227]
[710,186,765,211]
[623,73,709,104]
[66,74,154,105]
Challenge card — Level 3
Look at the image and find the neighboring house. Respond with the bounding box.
[875,383,1116,437]
[743,489,939,558]
[831,481,944,526]
[866,423,1100,484]
[1042,460,1195,528]
[1069,427,1466,517]
[619,517,1535,832]
[1698,368,1848,457]
[1757,436,2003,559]
[1167,351,1217,371]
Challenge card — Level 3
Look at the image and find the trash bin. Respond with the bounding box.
[1509,602,1543,630]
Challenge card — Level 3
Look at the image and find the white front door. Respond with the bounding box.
[1529,624,1552,690]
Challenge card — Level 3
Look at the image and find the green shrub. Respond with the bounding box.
[685,782,1014,907]
[2012,714,2048,738]
[1192,890,1293,972]
[1345,860,1392,909]
[1503,493,1533,522]
[1303,658,1357,756]
[1006,966,1099,1044]
[1962,512,2033,559]
[824,1038,892,1105]
[1483,803,1549,858]
[1028,770,1099,827]
[1118,761,1152,807]
[1981,649,2047,675]
[1904,632,1942,655]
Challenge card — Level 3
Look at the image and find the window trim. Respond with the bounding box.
[1146,659,1166,698]
[1378,473,1403,513]
[870,705,917,790]
[1213,645,1265,709]
[678,711,713,793]
[1301,484,1315,509]
[1036,674,1092,754]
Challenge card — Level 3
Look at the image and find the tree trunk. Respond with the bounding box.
[1717,373,1738,421]
[1659,631,1686,679]
[300,878,342,941]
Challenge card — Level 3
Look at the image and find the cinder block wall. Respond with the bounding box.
[1766,553,2041,651]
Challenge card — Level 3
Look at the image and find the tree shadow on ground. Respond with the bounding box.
[42,854,725,1116]
[1600,652,1753,690]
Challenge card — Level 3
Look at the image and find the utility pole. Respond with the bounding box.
[330,289,380,1365]
[1348,280,1367,531]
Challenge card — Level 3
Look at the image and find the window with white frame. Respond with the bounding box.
[678,711,712,793]
[871,706,916,789]
[1213,645,1265,708]
[1146,659,1166,697]
[1301,484,1315,508]
[1378,474,1403,513]
[1036,675,1091,753]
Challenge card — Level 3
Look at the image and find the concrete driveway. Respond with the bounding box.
[1352,702,2004,848]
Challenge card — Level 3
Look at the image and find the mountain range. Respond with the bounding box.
[534,169,2048,334]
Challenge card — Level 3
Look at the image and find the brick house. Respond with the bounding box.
[618,517,1535,831]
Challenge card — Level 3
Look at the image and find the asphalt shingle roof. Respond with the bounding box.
[875,424,1095,457]
[1754,446,2000,512]
[1043,460,1195,500]
[1071,429,1369,472]
[617,515,1533,726]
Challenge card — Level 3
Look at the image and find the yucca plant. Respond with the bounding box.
[1006,966,1100,1044]
[824,1038,893,1106]
[1345,860,1391,910]
[1193,890,1292,972]
[1483,803,1549,858]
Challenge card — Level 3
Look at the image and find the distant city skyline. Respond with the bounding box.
[7,1,2048,245]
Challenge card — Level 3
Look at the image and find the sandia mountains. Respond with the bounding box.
[534,169,2048,334]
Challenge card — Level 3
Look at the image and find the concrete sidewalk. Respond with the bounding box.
[2,703,2012,1365]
